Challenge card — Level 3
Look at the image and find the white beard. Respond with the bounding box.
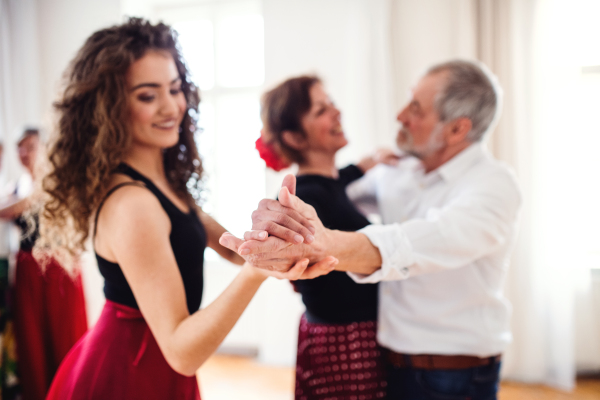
[398,123,445,160]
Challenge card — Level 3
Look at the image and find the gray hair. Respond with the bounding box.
[427,60,499,142]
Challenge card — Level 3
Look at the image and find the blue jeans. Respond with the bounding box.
[386,361,501,400]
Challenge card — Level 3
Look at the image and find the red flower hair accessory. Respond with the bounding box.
[255,135,291,171]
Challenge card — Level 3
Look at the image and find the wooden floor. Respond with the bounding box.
[499,380,600,400]
[197,354,600,400]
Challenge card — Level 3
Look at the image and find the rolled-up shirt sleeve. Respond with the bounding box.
[349,171,522,283]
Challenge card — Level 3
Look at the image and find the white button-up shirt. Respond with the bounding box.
[346,143,521,357]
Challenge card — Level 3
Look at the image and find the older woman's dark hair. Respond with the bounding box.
[39,17,202,263]
[260,75,321,164]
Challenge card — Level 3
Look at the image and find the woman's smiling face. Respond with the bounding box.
[126,50,187,150]
[300,83,348,154]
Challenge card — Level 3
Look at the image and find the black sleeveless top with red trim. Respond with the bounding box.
[95,164,207,313]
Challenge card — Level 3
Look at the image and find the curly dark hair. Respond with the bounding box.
[38,17,202,262]
[260,75,321,164]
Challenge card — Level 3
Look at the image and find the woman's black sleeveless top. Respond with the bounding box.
[95,164,207,314]
[293,165,378,324]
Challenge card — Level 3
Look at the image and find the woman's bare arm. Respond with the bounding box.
[197,207,270,266]
[0,196,30,219]
[98,186,335,376]
[197,207,245,265]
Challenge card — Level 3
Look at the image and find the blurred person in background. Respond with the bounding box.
[40,18,334,400]
[224,60,522,400]
[0,142,19,400]
[0,128,88,400]
[257,75,399,400]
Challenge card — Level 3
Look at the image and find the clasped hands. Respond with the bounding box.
[219,175,337,280]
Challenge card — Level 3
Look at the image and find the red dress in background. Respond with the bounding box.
[13,216,87,400]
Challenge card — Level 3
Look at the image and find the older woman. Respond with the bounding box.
[257,75,398,400]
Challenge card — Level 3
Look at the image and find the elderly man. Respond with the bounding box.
[222,60,521,399]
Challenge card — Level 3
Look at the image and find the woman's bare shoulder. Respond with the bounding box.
[95,175,170,260]
[104,181,164,219]
[98,174,170,236]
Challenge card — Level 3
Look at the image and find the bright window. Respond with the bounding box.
[158,1,266,261]
[540,0,600,273]
[572,0,600,271]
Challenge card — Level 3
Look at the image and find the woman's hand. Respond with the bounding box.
[0,196,30,219]
[356,148,402,173]
[242,255,338,281]
[220,231,336,279]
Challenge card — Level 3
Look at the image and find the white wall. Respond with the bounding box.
[389,0,476,110]
[37,0,122,129]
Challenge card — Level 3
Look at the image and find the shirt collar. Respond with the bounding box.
[435,143,487,183]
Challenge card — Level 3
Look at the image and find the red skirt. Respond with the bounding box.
[295,314,387,400]
[14,250,87,400]
[46,300,200,400]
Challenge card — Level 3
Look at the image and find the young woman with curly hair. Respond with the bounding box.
[42,18,335,400]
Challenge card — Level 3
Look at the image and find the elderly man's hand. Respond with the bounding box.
[221,174,383,277]
[248,175,322,245]
[218,174,335,275]
[219,232,337,279]
[250,175,320,244]
[247,174,326,241]
[244,175,332,266]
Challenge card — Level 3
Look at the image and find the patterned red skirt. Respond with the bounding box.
[46,300,200,400]
[295,314,387,400]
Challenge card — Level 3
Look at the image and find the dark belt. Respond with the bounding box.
[386,349,501,370]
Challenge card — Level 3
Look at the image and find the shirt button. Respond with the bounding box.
[401,267,409,275]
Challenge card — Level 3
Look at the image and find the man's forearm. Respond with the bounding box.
[321,230,382,275]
